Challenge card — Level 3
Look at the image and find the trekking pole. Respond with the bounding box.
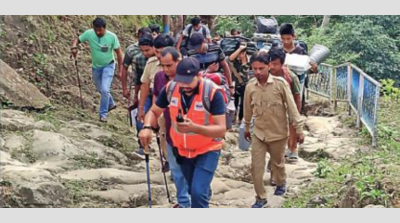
[156,132,172,203]
[144,146,152,208]
[70,55,84,109]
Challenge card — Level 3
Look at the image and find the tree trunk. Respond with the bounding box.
[199,15,216,31]
[176,15,184,32]
[321,15,331,28]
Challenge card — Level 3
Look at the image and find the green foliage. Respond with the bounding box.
[214,15,400,85]
[356,176,388,206]
[303,20,400,82]
[381,79,400,100]
[62,180,87,203]
[1,96,13,109]
[285,101,400,208]
[313,159,332,178]
[72,152,111,169]
[33,109,61,131]
[214,15,256,37]
[10,139,37,164]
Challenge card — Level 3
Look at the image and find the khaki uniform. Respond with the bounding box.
[141,56,167,159]
[140,56,162,89]
[243,75,304,200]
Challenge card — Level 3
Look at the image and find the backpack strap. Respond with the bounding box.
[202,79,228,114]
[202,25,207,37]
[166,81,178,103]
[188,25,207,38]
[202,79,214,113]
[187,25,193,37]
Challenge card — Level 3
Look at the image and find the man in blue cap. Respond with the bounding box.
[139,57,227,208]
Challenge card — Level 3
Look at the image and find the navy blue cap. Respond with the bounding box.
[174,57,200,84]
[188,32,205,50]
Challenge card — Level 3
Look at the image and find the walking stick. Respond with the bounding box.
[156,132,172,203]
[144,146,152,208]
[71,55,84,109]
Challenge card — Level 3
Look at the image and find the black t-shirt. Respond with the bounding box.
[284,45,307,55]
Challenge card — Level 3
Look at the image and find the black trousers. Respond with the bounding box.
[234,84,246,122]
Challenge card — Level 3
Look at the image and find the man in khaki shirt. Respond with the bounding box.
[243,51,305,208]
[138,34,174,171]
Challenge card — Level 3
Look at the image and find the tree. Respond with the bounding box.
[321,15,331,28]
[305,19,400,82]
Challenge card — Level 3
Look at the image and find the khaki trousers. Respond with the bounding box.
[251,136,288,199]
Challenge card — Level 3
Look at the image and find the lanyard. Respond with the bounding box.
[181,93,195,115]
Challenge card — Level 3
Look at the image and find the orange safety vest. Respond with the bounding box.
[167,78,224,158]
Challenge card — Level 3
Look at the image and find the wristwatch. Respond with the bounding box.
[143,125,159,133]
[229,85,235,89]
[143,126,154,131]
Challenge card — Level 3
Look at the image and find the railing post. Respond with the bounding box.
[329,66,333,106]
[357,74,364,129]
[334,66,338,111]
[372,84,380,147]
[347,62,352,116]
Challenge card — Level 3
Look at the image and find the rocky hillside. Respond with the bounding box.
[1,105,364,208]
[0,15,159,109]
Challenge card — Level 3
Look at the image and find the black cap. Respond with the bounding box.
[188,32,205,50]
[174,57,200,84]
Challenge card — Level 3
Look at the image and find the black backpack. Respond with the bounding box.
[220,38,241,56]
[181,25,208,49]
[257,17,278,34]
[220,36,257,56]
[295,40,308,53]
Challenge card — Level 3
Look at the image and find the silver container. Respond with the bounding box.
[309,44,330,64]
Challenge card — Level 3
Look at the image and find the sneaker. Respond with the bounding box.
[162,161,170,173]
[251,197,268,208]
[274,184,286,196]
[108,104,117,112]
[99,117,107,123]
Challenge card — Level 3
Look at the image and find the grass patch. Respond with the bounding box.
[284,98,400,208]
[72,152,111,169]
[10,136,36,163]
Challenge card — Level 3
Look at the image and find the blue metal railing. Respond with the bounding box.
[307,62,381,146]
[307,63,333,101]
[335,65,348,101]
[334,64,381,146]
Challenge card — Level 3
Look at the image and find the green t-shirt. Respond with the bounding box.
[79,29,120,68]
[288,69,301,95]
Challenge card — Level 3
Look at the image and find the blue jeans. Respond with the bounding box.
[92,63,116,118]
[135,94,153,148]
[166,143,191,208]
[180,150,221,208]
